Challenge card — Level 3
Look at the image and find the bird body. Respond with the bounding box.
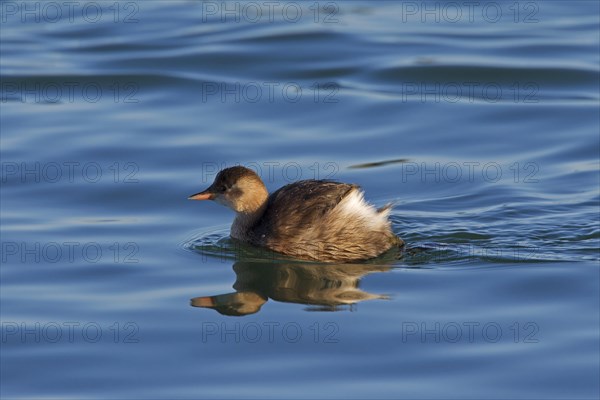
[189,166,403,262]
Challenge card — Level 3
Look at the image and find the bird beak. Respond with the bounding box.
[188,189,214,200]
[190,296,215,307]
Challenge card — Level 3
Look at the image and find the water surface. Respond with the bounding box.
[1,1,599,399]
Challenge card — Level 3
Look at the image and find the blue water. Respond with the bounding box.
[1,1,599,399]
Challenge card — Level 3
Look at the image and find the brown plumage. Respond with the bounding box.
[189,166,403,262]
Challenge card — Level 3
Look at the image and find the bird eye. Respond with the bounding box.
[219,185,227,193]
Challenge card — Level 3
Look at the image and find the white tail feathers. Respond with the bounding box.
[335,189,391,230]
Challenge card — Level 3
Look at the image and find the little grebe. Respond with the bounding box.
[189,166,403,262]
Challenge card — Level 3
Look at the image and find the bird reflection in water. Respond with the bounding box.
[191,261,391,316]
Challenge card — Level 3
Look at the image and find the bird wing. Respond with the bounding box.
[250,180,358,243]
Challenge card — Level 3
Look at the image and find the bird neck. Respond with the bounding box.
[231,196,268,240]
